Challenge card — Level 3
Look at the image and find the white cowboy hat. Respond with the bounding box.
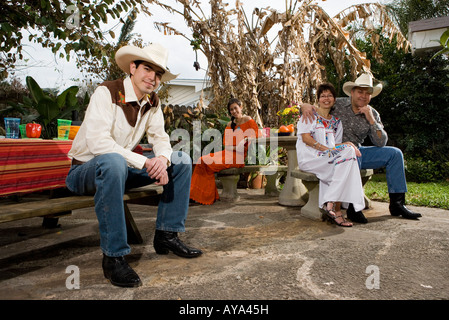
[342,73,383,98]
[115,43,179,82]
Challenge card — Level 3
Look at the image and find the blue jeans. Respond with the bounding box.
[358,146,407,194]
[65,151,192,257]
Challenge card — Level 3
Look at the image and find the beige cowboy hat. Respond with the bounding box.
[343,73,383,98]
[115,43,179,82]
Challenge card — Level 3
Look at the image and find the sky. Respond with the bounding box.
[11,0,382,91]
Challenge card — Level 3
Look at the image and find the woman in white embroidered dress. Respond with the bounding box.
[296,83,365,227]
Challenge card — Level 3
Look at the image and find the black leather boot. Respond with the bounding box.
[102,255,142,288]
[153,230,203,258]
[389,193,422,219]
[346,203,368,223]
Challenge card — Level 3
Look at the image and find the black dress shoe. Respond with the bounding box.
[102,254,142,288]
[154,230,203,258]
[389,193,422,219]
[346,203,368,223]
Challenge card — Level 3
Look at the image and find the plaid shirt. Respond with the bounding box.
[332,97,388,147]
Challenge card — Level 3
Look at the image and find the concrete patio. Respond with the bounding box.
[0,188,448,302]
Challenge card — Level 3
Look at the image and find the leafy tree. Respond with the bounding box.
[0,0,150,80]
[382,0,449,180]
[387,0,449,35]
[79,8,139,81]
[0,78,29,117]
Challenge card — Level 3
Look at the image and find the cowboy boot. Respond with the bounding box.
[102,255,142,288]
[389,193,422,219]
[153,230,203,258]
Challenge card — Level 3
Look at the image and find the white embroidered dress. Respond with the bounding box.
[296,112,365,211]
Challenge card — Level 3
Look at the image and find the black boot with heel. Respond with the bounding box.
[153,230,203,258]
[389,193,422,219]
[102,254,142,288]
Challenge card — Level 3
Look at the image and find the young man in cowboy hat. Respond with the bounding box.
[66,43,202,288]
[300,73,422,223]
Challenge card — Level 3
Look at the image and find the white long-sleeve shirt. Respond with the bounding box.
[68,76,172,169]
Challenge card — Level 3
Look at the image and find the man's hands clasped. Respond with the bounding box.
[145,156,169,186]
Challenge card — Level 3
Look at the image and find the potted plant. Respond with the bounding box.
[245,143,280,189]
[277,102,299,135]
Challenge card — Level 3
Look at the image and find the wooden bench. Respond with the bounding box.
[217,165,288,201]
[291,169,374,220]
[0,185,163,244]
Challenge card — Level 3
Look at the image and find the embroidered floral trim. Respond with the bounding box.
[319,145,357,165]
[334,157,357,165]
[315,114,340,134]
[118,91,126,104]
[318,144,345,158]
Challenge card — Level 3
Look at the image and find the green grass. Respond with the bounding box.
[364,174,449,210]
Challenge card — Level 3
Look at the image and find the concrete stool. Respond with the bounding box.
[217,165,288,201]
[217,170,241,201]
[291,169,373,221]
[259,165,288,196]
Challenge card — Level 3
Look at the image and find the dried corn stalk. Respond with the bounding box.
[153,0,410,127]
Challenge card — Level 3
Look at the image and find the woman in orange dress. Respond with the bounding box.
[190,98,261,205]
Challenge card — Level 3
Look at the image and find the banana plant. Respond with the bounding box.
[15,76,84,138]
[431,28,449,61]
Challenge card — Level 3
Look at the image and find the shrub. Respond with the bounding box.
[405,156,449,182]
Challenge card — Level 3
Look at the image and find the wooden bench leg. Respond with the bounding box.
[300,180,323,221]
[42,211,72,228]
[124,203,143,244]
[42,217,61,229]
[217,174,240,202]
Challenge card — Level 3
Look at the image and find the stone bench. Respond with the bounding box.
[217,165,288,201]
[291,169,374,220]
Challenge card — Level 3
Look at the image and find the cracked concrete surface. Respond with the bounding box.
[0,189,448,301]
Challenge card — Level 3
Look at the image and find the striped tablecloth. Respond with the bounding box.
[0,139,72,196]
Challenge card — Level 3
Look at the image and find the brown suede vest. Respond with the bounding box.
[99,79,159,127]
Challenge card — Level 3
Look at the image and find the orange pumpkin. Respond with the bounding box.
[287,124,295,132]
[279,125,290,133]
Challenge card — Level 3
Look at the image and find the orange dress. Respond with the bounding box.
[190,119,260,205]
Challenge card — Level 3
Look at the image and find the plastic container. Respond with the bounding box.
[4,118,20,139]
[68,125,80,140]
[19,124,27,138]
[57,119,72,140]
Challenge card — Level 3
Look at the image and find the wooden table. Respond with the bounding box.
[0,140,160,239]
[252,135,307,206]
[0,139,72,197]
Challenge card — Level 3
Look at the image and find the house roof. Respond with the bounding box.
[409,16,449,33]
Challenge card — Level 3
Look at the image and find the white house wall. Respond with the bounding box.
[409,16,449,55]
[161,79,213,108]
[410,28,448,55]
